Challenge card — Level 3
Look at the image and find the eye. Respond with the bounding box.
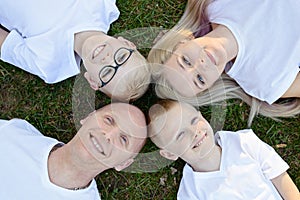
[181,56,191,66]
[176,131,185,140]
[120,135,128,145]
[104,115,114,125]
[197,74,205,85]
[100,67,114,79]
[116,52,128,64]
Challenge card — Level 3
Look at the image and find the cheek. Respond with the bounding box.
[85,63,99,75]
[169,140,191,156]
[206,70,220,86]
[112,148,133,162]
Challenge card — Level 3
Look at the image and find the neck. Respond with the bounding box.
[190,145,222,172]
[74,30,107,58]
[207,24,238,63]
[47,142,106,190]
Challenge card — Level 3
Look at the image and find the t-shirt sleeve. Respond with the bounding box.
[0,30,62,83]
[240,129,289,180]
[178,180,199,200]
[177,165,199,200]
[96,0,120,33]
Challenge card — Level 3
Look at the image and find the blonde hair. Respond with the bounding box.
[148,99,178,147]
[110,51,151,102]
[148,0,300,126]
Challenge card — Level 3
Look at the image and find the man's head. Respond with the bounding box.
[76,103,147,171]
[148,100,215,165]
[81,33,150,101]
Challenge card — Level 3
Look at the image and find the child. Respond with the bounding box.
[148,100,300,199]
[0,0,150,101]
[148,0,300,125]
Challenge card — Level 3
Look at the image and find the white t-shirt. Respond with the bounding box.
[0,119,101,200]
[178,129,289,200]
[207,0,300,104]
[0,0,119,83]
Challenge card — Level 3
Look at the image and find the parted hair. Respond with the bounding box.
[147,0,300,126]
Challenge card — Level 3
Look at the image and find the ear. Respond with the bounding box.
[80,110,96,125]
[84,72,99,91]
[117,36,137,49]
[114,158,134,171]
[159,149,178,161]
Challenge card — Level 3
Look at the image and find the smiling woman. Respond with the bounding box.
[148,0,300,125]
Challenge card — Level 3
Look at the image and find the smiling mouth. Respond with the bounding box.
[204,50,216,65]
[192,132,208,149]
[92,45,106,59]
[89,134,106,156]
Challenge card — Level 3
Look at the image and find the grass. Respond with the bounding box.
[0,0,299,199]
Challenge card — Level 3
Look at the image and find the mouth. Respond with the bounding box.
[89,133,106,156]
[92,45,106,59]
[192,132,208,149]
[204,50,217,65]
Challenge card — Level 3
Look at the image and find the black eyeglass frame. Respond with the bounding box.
[98,47,134,88]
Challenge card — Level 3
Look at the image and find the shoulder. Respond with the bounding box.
[216,129,258,144]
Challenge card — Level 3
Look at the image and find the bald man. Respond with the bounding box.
[0,103,147,199]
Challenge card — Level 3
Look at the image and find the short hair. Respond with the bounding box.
[148,100,178,147]
[110,51,151,102]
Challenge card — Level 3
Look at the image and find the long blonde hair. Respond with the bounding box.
[148,0,300,126]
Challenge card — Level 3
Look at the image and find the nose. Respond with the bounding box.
[194,122,206,136]
[194,58,207,71]
[102,127,121,142]
[101,51,112,62]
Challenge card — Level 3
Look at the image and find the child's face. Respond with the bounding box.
[81,35,140,100]
[152,102,215,164]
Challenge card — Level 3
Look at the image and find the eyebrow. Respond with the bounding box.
[176,58,186,71]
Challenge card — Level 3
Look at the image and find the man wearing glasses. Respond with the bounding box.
[0,0,150,101]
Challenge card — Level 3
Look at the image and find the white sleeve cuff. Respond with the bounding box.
[1,29,24,63]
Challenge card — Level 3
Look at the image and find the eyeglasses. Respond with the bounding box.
[98,47,134,88]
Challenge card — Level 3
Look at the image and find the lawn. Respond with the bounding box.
[0,0,299,199]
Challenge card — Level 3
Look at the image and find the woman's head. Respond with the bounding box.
[148,100,215,164]
[161,37,228,97]
[81,33,150,101]
[148,0,214,98]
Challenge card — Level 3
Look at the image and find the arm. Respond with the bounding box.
[281,72,300,98]
[0,27,9,52]
[271,171,300,200]
[0,29,60,83]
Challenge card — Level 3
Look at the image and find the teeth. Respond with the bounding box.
[91,136,105,155]
[93,45,105,59]
[193,133,207,149]
[194,140,203,148]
